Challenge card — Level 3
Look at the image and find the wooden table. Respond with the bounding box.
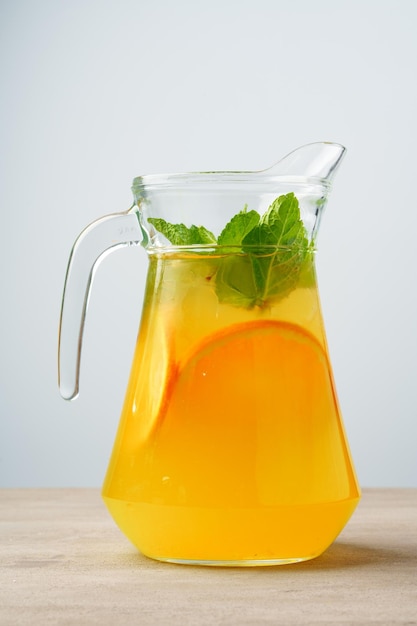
[1,489,416,625]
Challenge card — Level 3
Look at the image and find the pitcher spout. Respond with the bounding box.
[262,142,346,182]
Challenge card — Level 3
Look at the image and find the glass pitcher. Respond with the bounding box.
[58,142,360,566]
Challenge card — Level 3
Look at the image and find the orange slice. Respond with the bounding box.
[150,320,339,506]
[157,320,330,429]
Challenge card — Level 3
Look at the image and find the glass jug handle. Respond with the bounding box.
[58,209,142,400]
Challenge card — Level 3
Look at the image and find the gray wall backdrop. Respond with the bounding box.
[1,0,416,487]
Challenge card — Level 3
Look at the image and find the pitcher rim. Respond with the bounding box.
[132,173,332,196]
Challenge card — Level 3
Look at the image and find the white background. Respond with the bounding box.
[1,0,416,488]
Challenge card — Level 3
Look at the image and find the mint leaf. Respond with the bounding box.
[214,255,258,308]
[241,193,310,306]
[248,193,307,248]
[218,207,260,247]
[148,218,216,246]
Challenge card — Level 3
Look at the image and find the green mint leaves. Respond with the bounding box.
[146,218,217,246]
[147,193,313,309]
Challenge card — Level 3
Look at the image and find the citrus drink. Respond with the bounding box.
[103,253,360,564]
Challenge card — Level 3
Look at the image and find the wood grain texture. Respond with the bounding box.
[0,488,416,625]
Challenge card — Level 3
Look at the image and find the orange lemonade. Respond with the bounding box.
[102,253,360,564]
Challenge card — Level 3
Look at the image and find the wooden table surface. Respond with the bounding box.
[1,488,416,625]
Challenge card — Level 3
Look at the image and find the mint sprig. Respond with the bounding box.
[147,193,313,308]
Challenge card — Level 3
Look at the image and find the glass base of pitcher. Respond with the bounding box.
[150,555,315,567]
[103,494,361,567]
